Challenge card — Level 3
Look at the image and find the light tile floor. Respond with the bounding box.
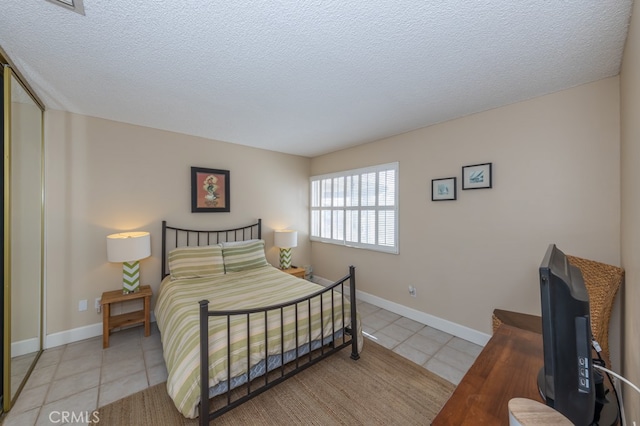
[1,303,483,425]
[2,324,166,426]
[357,300,483,385]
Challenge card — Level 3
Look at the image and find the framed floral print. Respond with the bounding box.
[191,167,230,212]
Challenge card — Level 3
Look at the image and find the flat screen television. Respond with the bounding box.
[538,244,596,425]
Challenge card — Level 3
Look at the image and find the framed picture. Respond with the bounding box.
[432,177,457,201]
[462,163,492,190]
[191,167,230,212]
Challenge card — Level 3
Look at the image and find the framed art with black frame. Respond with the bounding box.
[432,177,457,201]
[462,163,492,190]
[191,167,230,213]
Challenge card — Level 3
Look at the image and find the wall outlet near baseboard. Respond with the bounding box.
[78,299,87,311]
[408,286,417,297]
[95,297,101,313]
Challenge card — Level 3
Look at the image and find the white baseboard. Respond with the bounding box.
[12,337,40,357]
[45,312,157,349]
[45,323,103,349]
[313,275,491,347]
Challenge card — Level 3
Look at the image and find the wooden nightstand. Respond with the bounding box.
[282,266,306,279]
[101,285,152,348]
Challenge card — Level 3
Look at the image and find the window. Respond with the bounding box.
[310,162,398,253]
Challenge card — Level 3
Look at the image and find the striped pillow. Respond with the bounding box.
[168,245,225,280]
[222,240,269,272]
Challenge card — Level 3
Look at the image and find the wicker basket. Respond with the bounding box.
[566,255,623,368]
[492,255,623,368]
[491,313,503,334]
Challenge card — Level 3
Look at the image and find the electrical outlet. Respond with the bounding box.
[95,297,101,313]
[408,285,417,297]
[78,299,88,311]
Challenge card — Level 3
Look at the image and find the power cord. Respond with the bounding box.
[591,339,640,426]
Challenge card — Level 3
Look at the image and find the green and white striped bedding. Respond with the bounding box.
[154,265,362,419]
[167,245,225,279]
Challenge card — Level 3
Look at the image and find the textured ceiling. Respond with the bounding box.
[0,1,633,157]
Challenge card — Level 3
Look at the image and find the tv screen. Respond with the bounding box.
[538,244,595,424]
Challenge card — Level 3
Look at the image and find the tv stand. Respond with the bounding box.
[432,325,619,425]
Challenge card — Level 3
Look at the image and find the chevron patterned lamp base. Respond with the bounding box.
[279,248,292,270]
[122,260,141,294]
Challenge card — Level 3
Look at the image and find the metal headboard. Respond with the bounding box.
[161,219,262,279]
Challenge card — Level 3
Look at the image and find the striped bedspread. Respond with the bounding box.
[154,265,362,418]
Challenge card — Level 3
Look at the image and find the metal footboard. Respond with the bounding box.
[198,266,359,425]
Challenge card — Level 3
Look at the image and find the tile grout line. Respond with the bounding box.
[34,344,65,425]
[141,331,152,389]
[96,341,105,413]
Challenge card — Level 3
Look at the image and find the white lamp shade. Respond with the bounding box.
[274,230,297,248]
[107,231,151,262]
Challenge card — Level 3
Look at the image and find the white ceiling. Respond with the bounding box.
[0,1,633,157]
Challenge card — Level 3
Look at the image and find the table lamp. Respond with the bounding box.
[274,230,297,270]
[107,231,151,294]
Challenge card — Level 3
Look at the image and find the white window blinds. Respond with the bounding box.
[310,162,398,254]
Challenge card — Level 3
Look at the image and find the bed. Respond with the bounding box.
[154,220,363,425]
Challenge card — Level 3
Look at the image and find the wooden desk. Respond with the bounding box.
[433,324,618,425]
[492,308,542,334]
[432,324,544,425]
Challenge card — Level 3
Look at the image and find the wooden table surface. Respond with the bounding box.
[493,308,542,334]
[432,324,544,425]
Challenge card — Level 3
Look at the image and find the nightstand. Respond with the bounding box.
[101,285,152,348]
[282,266,306,279]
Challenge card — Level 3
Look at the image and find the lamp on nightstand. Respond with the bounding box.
[274,230,297,270]
[107,231,151,294]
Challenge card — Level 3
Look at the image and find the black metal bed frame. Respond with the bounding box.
[160,220,359,425]
[161,219,262,279]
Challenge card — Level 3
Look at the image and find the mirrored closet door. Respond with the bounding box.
[1,62,45,412]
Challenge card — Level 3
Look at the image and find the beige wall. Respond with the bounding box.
[620,0,640,420]
[311,78,621,338]
[44,110,311,335]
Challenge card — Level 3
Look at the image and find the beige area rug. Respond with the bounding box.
[93,340,455,425]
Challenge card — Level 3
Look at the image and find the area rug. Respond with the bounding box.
[93,340,455,425]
